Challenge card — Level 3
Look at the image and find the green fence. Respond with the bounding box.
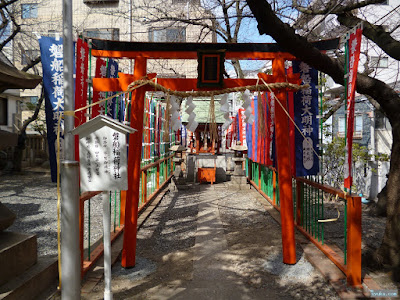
[246,158,362,286]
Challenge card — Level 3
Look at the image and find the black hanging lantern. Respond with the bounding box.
[197,50,225,88]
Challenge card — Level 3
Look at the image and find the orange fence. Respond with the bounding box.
[247,159,362,287]
[79,154,174,276]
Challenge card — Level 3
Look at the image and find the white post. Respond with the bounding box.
[61,161,80,300]
[102,191,113,300]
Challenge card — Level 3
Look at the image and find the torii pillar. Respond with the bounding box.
[272,56,296,264]
[121,56,147,267]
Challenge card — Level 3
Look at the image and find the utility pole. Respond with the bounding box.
[62,0,81,298]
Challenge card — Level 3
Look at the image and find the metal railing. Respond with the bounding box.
[246,158,362,287]
[79,154,174,276]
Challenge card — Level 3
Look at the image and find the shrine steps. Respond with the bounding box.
[0,232,58,300]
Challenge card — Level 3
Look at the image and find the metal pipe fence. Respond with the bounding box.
[79,154,174,276]
[246,158,361,287]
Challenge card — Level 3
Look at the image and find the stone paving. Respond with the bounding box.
[82,183,341,299]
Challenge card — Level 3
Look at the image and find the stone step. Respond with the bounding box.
[0,256,58,300]
[0,232,37,286]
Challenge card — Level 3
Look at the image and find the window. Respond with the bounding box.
[354,115,363,138]
[21,3,38,19]
[21,49,40,65]
[0,98,7,126]
[83,0,119,3]
[338,116,345,135]
[370,56,388,68]
[337,115,362,138]
[30,96,39,105]
[47,30,57,38]
[84,28,119,40]
[148,27,186,42]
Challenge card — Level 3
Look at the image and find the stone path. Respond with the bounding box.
[81,183,341,300]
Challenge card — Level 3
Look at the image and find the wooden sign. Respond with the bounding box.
[72,115,136,192]
[197,50,225,88]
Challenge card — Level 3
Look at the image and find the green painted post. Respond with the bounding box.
[344,199,348,265]
[88,199,91,260]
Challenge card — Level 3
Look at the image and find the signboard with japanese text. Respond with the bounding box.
[344,27,362,189]
[39,36,64,182]
[73,116,135,192]
[293,61,319,176]
[79,127,127,192]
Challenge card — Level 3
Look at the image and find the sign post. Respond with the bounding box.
[73,115,136,300]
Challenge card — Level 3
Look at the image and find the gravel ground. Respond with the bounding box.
[1,171,397,298]
[1,172,107,258]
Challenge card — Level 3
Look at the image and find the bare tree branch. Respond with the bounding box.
[0,9,20,51]
[19,86,44,134]
[292,0,387,15]
[246,0,400,124]
[322,97,344,122]
[21,56,41,72]
[337,12,400,61]
[0,0,18,10]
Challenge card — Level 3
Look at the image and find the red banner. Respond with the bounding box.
[92,58,107,118]
[344,27,362,189]
[266,92,275,166]
[74,38,89,160]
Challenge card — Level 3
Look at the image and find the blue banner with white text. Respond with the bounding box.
[39,36,64,182]
[293,61,319,176]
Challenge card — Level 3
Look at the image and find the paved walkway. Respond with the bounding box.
[80,183,344,299]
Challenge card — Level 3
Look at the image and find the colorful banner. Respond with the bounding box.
[74,38,89,161]
[266,92,275,166]
[293,61,319,176]
[92,58,107,118]
[106,59,119,119]
[39,36,64,182]
[344,27,362,189]
[287,66,296,176]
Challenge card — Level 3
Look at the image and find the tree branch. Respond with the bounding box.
[20,86,44,134]
[337,12,400,61]
[21,56,41,72]
[322,97,344,123]
[246,0,400,124]
[0,6,20,51]
[0,0,18,10]
[292,0,387,15]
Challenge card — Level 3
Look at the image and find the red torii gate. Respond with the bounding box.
[90,39,338,268]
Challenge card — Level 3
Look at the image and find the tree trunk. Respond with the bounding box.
[375,124,400,279]
[246,0,400,278]
[13,131,26,172]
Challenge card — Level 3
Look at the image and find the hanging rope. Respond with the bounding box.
[163,93,171,141]
[261,78,321,160]
[207,93,218,143]
[127,78,308,98]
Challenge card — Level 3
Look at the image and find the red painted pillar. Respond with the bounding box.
[347,196,362,287]
[121,56,147,268]
[272,56,296,264]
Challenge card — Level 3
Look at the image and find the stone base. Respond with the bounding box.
[0,232,37,286]
[228,175,249,190]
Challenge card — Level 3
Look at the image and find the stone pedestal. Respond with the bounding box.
[173,157,188,189]
[229,157,248,190]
